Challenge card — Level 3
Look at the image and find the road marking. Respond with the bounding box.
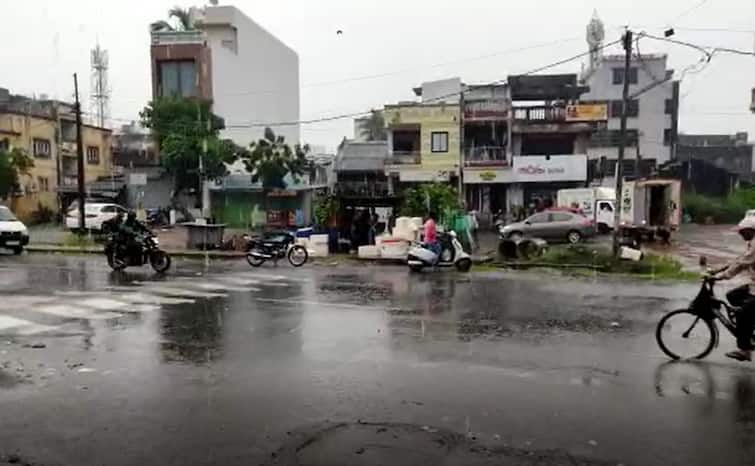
[30,304,122,320]
[0,315,59,335]
[139,285,226,299]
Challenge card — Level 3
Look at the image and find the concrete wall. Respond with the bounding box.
[201,6,300,147]
[581,55,675,164]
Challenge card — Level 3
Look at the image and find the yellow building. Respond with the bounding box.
[0,92,113,222]
[383,103,460,184]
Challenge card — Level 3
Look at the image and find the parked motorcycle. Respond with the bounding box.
[104,232,171,273]
[246,231,308,267]
[407,231,471,273]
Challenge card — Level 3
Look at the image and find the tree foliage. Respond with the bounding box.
[0,147,34,199]
[151,6,194,32]
[140,98,238,196]
[240,128,309,190]
[359,109,387,141]
[400,183,460,218]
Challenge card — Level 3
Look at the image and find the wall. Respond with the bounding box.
[202,6,300,146]
[581,55,675,164]
[384,104,460,171]
[150,42,213,101]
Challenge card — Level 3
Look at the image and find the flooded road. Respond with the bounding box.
[0,254,754,465]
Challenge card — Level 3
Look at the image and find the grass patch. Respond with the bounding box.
[62,232,99,248]
[684,187,755,224]
[533,245,698,281]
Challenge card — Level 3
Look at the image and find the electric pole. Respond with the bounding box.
[612,29,632,256]
[74,73,86,232]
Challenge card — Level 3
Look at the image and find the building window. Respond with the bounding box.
[0,138,9,152]
[612,67,638,85]
[32,138,51,158]
[86,146,100,165]
[609,100,639,118]
[663,128,673,146]
[37,177,49,192]
[431,132,449,153]
[158,60,197,98]
[664,99,674,115]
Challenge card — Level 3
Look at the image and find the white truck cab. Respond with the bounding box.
[557,187,616,233]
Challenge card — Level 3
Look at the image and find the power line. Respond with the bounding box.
[672,0,711,23]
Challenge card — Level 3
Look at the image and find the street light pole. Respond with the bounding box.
[612,29,633,256]
[73,73,86,232]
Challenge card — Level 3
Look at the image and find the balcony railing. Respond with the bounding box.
[513,105,566,123]
[387,151,421,165]
[464,146,507,166]
[151,30,205,46]
[336,181,391,198]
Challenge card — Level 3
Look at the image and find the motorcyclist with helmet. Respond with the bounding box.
[119,211,150,262]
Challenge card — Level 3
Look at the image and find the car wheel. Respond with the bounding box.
[567,230,583,244]
[597,223,610,234]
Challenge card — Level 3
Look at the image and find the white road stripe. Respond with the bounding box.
[30,304,122,320]
[0,315,59,335]
[139,285,226,299]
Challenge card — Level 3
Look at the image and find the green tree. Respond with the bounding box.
[400,183,460,218]
[359,109,387,141]
[139,98,238,205]
[150,6,195,32]
[0,147,34,199]
[241,128,310,190]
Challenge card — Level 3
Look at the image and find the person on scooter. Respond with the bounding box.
[423,211,441,264]
[712,217,755,361]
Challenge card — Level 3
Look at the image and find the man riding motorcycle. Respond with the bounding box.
[121,211,150,258]
[711,217,755,361]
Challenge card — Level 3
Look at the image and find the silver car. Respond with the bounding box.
[500,210,595,244]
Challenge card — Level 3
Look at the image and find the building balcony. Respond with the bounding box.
[464,146,507,167]
[513,105,566,123]
[335,181,392,198]
[150,30,205,46]
[60,141,77,157]
[386,151,421,165]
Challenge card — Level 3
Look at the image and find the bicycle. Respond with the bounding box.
[656,273,755,360]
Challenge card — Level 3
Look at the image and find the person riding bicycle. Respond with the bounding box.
[712,217,755,361]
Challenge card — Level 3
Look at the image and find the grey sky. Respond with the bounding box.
[2,0,753,149]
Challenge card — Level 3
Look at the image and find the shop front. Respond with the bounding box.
[506,155,587,211]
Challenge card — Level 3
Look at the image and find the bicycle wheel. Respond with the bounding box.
[656,309,717,360]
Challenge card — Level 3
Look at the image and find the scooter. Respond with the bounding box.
[407,231,472,273]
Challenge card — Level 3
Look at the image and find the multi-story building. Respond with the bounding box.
[383,78,462,191]
[463,74,606,215]
[0,88,113,221]
[150,4,300,146]
[580,53,679,182]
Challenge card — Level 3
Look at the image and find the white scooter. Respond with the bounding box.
[407,231,472,273]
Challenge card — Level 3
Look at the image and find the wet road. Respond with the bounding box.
[1,254,754,465]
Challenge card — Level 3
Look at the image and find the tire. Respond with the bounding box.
[12,247,23,255]
[246,252,265,267]
[149,250,171,273]
[287,245,308,267]
[455,258,472,272]
[656,309,717,360]
[597,223,610,235]
[508,231,523,242]
[409,264,424,273]
[567,230,583,244]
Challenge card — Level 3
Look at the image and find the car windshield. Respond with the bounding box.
[0,207,18,221]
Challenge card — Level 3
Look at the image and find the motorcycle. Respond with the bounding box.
[246,230,308,267]
[104,231,172,273]
[407,231,472,273]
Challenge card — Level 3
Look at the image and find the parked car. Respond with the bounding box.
[740,209,755,225]
[0,206,30,255]
[65,203,128,231]
[499,210,595,244]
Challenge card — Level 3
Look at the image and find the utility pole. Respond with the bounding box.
[74,73,86,232]
[612,29,632,256]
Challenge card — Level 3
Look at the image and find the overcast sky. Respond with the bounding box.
[1,0,753,149]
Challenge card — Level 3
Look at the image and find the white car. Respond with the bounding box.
[741,209,755,224]
[66,203,128,231]
[0,206,29,255]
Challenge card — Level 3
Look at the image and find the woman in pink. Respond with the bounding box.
[423,212,441,262]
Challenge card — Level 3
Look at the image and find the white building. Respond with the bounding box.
[151,4,300,146]
[580,53,679,177]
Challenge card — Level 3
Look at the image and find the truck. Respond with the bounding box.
[619,179,681,244]
[557,187,616,233]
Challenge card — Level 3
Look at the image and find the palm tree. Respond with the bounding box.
[359,109,387,141]
[150,6,194,32]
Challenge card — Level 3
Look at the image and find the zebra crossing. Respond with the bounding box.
[0,271,304,337]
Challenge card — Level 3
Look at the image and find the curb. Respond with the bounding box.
[24,245,246,260]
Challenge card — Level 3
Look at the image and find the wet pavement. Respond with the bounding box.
[0,253,754,465]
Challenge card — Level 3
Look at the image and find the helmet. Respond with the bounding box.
[737,217,755,231]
